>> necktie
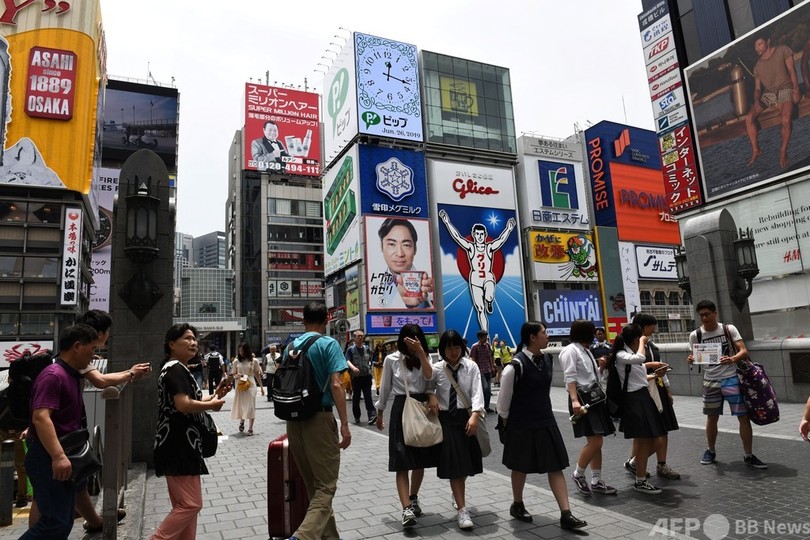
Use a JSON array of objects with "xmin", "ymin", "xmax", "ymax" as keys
[{"xmin": 448, "ymin": 366, "xmax": 459, "ymax": 413}]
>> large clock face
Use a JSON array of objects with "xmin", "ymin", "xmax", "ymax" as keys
[{"xmin": 357, "ymin": 43, "xmax": 418, "ymax": 111}]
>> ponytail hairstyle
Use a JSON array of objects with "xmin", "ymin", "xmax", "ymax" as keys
[
  {"xmin": 607, "ymin": 324, "xmax": 643, "ymax": 370},
  {"xmin": 516, "ymin": 321, "xmax": 545, "ymax": 354},
  {"xmin": 631, "ymin": 312, "xmax": 657, "ymax": 327}
]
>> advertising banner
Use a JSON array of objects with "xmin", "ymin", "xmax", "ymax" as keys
[
  {"xmin": 323, "ymin": 38, "xmax": 358, "ymax": 167},
  {"xmin": 0, "ymin": 0, "xmax": 104, "ymax": 194},
  {"xmin": 345, "ymin": 264, "xmax": 360, "ymax": 318},
  {"xmin": 529, "ymin": 230, "xmax": 597, "ymax": 282},
  {"xmin": 585, "ymin": 122, "xmax": 679, "ymax": 245},
  {"xmin": 323, "ymin": 146, "xmax": 361, "ymax": 276},
  {"xmin": 517, "ymin": 136, "xmax": 590, "ymax": 231},
  {"xmin": 89, "ymin": 167, "xmax": 118, "ymax": 311},
  {"xmin": 355, "ymin": 33, "xmax": 422, "ymax": 142},
  {"xmin": 244, "ymin": 83, "xmax": 320, "ymax": 176},
  {"xmin": 538, "ymin": 290, "xmax": 604, "ymax": 337},
  {"xmin": 429, "ymin": 159, "xmax": 525, "ymax": 345},
  {"xmin": 101, "ymin": 80, "xmax": 179, "ymax": 171},
  {"xmin": 364, "ymin": 216, "xmax": 435, "ymax": 312},
  {"xmin": 365, "ymin": 312, "xmax": 437, "ymax": 336},
  {"xmin": 635, "ymin": 245, "xmax": 677, "ymax": 280},
  {"xmin": 358, "ymin": 145, "xmax": 427, "ymax": 218},
  {"xmin": 659, "ymin": 123, "xmax": 701, "ymax": 212},
  {"xmin": 594, "ymin": 227, "xmax": 628, "ymax": 337},
  {"xmin": 60, "ymin": 207, "xmax": 83, "ymax": 306},
  {"xmin": 618, "ymin": 241, "xmax": 642, "ymax": 325},
  {"xmin": 1, "ymin": 340, "xmax": 53, "ymax": 366},
  {"xmin": 684, "ymin": 2, "xmax": 810, "ymax": 202}
]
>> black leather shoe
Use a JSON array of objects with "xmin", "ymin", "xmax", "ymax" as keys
[
  {"xmin": 560, "ymin": 513, "xmax": 587, "ymax": 530},
  {"xmin": 509, "ymin": 502, "xmax": 533, "ymax": 523}
]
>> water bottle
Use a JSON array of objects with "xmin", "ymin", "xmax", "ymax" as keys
[{"xmin": 570, "ymin": 403, "xmax": 590, "ymax": 424}]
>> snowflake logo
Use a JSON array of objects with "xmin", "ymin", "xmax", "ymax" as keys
[{"xmin": 375, "ymin": 157, "xmax": 414, "ymax": 202}]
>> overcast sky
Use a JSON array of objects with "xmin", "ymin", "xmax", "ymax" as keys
[{"xmin": 100, "ymin": 0, "xmax": 652, "ymax": 237}]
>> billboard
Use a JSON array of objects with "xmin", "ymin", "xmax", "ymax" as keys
[
  {"xmin": 529, "ymin": 230, "xmax": 597, "ymax": 283},
  {"xmin": 60, "ymin": 207, "xmax": 83, "ymax": 306},
  {"xmin": 429, "ymin": 160, "xmax": 525, "ymax": 345},
  {"xmin": 0, "ymin": 1, "xmax": 105, "ymax": 194},
  {"xmin": 355, "ymin": 33, "xmax": 423, "ymax": 142},
  {"xmin": 89, "ymin": 167, "xmax": 118, "ymax": 311},
  {"xmin": 684, "ymin": 2, "xmax": 810, "ymax": 202},
  {"xmin": 323, "ymin": 38, "xmax": 358, "ymax": 167},
  {"xmin": 101, "ymin": 79, "xmax": 179, "ymax": 171},
  {"xmin": 595, "ymin": 227, "xmax": 629, "ymax": 338},
  {"xmin": 538, "ymin": 290, "xmax": 604, "ymax": 337},
  {"xmin": 516, "ymin": 136, "xmax": 590, "ymax": 231},
  {"xmin": 358, "ymin": 145, "xmax": 427, "ymax": 218},
  {"xmin": 364, "ymin": 216, "xmax": 435, "ymax": 312},
  {"xmin": 365, "ymin": 312, "xmax": 437, "ymax": 336},
  {"xmin": 323, "ymin": 146, "xmax": 361, "ymax": 275},
  {"xmin": 244, "ymin": 83, "xmax": 320, "ymax": 176},
  {"xmin": 635, "ymin": 244, "xmax": 677, "ymax": 280},
  {"xmin": 618, "ymin": 241, "xmax": 641, "ymax": 325},
  {"xmin": 585, "ymin": 122, "xmax": 680, "ymax": 245}
]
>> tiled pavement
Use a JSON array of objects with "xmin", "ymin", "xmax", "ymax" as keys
[{"xmin": 3, "ymin": 385, "xmax": 808, "ymax": 539}]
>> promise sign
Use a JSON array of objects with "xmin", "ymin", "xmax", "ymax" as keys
[{"xmin": 26, "ymin": 46, "xmax": 76, "ymax": 120}]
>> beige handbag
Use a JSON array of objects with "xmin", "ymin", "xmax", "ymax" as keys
[
  {"xmin": 401, "ymin": 357, "xmax": 443, "ymax": 448},
  {"xmin": 648, "ymin": 378, "xmax": 664, "ymax": 413}
]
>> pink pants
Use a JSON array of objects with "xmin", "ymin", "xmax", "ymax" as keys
[{"xmin": 151, "ymin": 475, "xmax": 202, "ymax": 540}]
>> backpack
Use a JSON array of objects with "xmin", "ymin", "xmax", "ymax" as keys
[
  {"xmin": 206, "ymin": 352, "xmax": 223, "ymax": 372},
  {"xmin": 605, "ymin": 362, "xmax": 631, "ymax": 419},
  {"xmin": 272, "ymin": 335, "xmax": 329, "ymax": 421},
  {"xmin": 0, "ymin": 352, "xmax": 54, "ymax": 430}
]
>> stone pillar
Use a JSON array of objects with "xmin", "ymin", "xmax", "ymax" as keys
[
  {"xmin": 681, "ymin": 208, "xmax": 753, "ymax": 341},
  {"xmin": 109, "ymin": 150, "xmax": 174, "ymax": 465}
]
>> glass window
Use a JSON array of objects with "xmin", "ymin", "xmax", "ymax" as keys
[
  {"xmin": 0, "ymin": 256, "xmax": 23, "ymax": 277},
  {"xmin": 657, "ymin": 320, "xmax": 670, "ymax": 334},
  {"xmin": 668, "ymin": 292, "xmax": 681, "ymax": 305},
  {"xmin": 23, "ymin": 257, "xmax": 59, "ymax": 278},
  {"xmin": 28, "ymin": 204, "xmax": 61, "ymax": 224},
  {"xmin": 0, "ymin": 313, "xmax": 18, "ymax": 335},
  {"xmin": 669, "ymin": 320, "xmax": 683, "ymax": 333},
  {"xmin": 276, "ymin": 199, "xmax": 292, "ymax": 215},
  {"xmin": 654, "ymin": 292, "xmax": 667, "ymax": 306},
  {"xmin": 640, "ymin": 291, "xmax": 652, "ymax": 306},
  {"xmin": 19, "ymin": 313, "xmax": 54, "ymax": 336},
  {"xmin": 0, "ymin": 201, "xmax": 28, "ymax": 222},
  {"xmin": 305, "ymin": 201, "xmax": 321, "ymax": 218}
]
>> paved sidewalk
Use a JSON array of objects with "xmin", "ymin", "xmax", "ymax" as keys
[{"xmin": 2, "ymin": 386, "xmax": 807, "ymax": 539}]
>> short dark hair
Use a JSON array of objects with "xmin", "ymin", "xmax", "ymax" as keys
[
  {"xmin": 58, "ymin": 323, "xmax": 98, "ymax": 352},
  {"xmin": 472, "ymin": 223, "xmax": 486, "ymax": 235},
  {"xmin": 163, "ymin": 323, "xmax": 198, "ymax": 359},
  {"xmin": 438, "ymin": 329, "xmax": 466, "ymax": 359},
  {"xmin": 595, "ymin": 327, "xmax": 606, "ymax": 333},
  {"xmin": 78, "ymin": 309, "xmax": 112, "ymax": 333},
  {"xmin": 378, "ymin": 218, "xmax": 417, "ymax": 244},
  {"xmin": 476, "ymin": 330, "xmax": 488, "ymax": 339},
  {"xmin": 632, "ymin": 313, "xmax": 657, "ymax": 327},
  {"xmin": 608, "ymin": 324, "xmax": 643, "ymax": 370},
  {"xmin": 517, "ymin": 321, "xmax": 546, "ymax": 352},
  {"xmin": 568, "ymin": 319, "xmax": 595, "ymax": 344},
  {"xmin": 695, "ymin": 300, "xmax": 716, "ymax": 313},
  {"xmin": 303, "ymin": 303, "xmax": 328, "ymax": 324},
  {"xmin": 263, "ymin": 120, "xmax": 278, "ymax": 129}
]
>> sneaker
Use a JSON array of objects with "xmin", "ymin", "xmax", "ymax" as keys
[
  {"xmin": 657, "ymin": 463, "xmax": 681, "ymax": 479},
  {"xmin": 624, "ymin": 458, "xmax": 650, "ymax": 478},
  {"xmin": 570, "ymin": 473, "xmax": 591, "ymax": 496},
  {"xmin": 457, "ymin": 508, "xmax": 474, "ymax": 529},
  {"xmin": 354, "ymin": 417, "xmax": 361, "ymax": 424},
  {"xmin": 744, "ymin": 454, "xmax": 768, "ymax": 469},
  {"xmin": 633, "ymin": 479, "xmax": 663, "ymax": 495},
  {"xmin": 409, "ymin": 495, "xmax": 422, "ymax": 516},
  {"xmin": 367, "ymin": 416, "xmax": 377, "ymax": 425},
  {"xmin": 560, "ymin": 512, "xmax": 588, "ymax": 530},
  {"xmin": 509, "ymin": 502, "xmax": 533, "ymax": 523},
  {"xmin": 590, "ymin": 480, "xmax": 617, "ymax": 495},
  {"xmin": 402, "ymin": 507, "xmax": 417, "ymax": 527},
  {"xmin": 700, "ymin": 449, "xmax": 716, "ymax": 465}
]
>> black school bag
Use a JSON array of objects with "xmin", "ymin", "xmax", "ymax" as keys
[
  {"xmin": 0, "ymin": 351, "xmax": 54, "ymax": 430},
  {"xmin": 272, "ymin": 335, "xmax": 330, "ymax": 421},
  {"xmin": 605, "ymin": 362, "xmax": 631, "ymax": 419}
]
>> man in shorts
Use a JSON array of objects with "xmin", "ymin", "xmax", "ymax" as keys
[{"xmin": 687, "ymin": 300, "xmax": 766, "ymax": 469}]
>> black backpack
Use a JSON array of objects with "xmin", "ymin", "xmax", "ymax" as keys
[
  {"xmin": 605, "ymin": 362, "xmax": 631, "ymax": 419},
  {"xmin": 272, "ymin": 335, "xmax": 329, "ymax": 421},
  {"xmin": 0, "ymin": 351, "xmax": 54, "ymax": 430},
  {"xmin": 206, "ymin": 352, "xmax": 223, "ymax": 372}
]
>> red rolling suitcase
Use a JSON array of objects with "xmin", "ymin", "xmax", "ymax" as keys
[{"xmin": 268, "ymin": 434, "xmax": 309, "ymax": 539}]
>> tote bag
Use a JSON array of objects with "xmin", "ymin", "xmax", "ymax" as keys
[{"xmin": 401, "ymin": 357, "xmax": 442, "ymax": 447}]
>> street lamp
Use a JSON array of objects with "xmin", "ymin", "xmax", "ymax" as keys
[
  {"xmin": 119, "ymin": 176, "xmax": 163, "ymax": 320},
  {"xmin": 731, "ymin": 227, "xmax": 759, "ymax": 311}
]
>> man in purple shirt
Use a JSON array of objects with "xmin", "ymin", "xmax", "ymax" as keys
[
  {"xmin": 22, "ymin": 323, "xmax": 97, "ymax": 540},
  {"xmin": 469, "ymin": 330, "xmax": 496, "ymax": 413}
]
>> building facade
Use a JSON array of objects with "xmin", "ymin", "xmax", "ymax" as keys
[{"xmin": 193, "ymin": 231, "xmax": 226, "ymax": 269}]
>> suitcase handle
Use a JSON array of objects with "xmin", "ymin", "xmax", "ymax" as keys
[{"xmin": 284, "ymin": 479, "xmax": 295, "ymax": 501}]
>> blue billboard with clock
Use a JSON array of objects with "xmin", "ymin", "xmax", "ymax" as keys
[{"xmin": 354, "ymin": 32, "xmax": 424, "ymax": 143}]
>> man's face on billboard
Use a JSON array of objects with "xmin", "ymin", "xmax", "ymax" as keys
[
  {"xmin": 381, "ymin": 224, "xmax": 416, "ymax": 274},
  {"xmin": 473, "ymin": 228, "xmax": 486, "ymax": 244},
  {"xmin": 263, "ymin": 122, "xmax": 279, "ymax": 140},
  {"xmin": 754, "ymin": 38, "xmax": 769, "ymax": 56}
]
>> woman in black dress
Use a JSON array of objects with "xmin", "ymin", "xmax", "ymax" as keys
[
  {"xmin": 152, "ymin": 323, "xmax": 230, "ymax": 539},
  {"xmin": 497, "ymin": 321, "xmax": 587, "ymax": 531}
]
